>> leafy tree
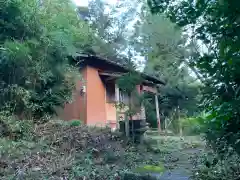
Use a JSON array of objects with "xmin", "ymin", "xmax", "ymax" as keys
[
  {"xmin": 116, "ymin": 58, "xmax": 144, "ymax": 138},
  {"xmin": 0, "ymin": 0, "xmax": 91, "ymax": 121},
  {"xmin": 84, "ymin": 0, "xmax": 142, "ymax": 65},
  {"xmin": 143, "ymin": 92, "xmax": 158, "ymax": 128},
  {"xmin": 148, "ymin": 0, "xmax": 240, "ymax": 154},
  {"xmin": 131, "ymin": 6, "xmax": 202, "ymax": 131}
]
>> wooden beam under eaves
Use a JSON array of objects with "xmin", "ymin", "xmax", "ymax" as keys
[
  {"xmin": 99, "ymin": 72, "xmax": 126, "ymax": 81},
  {"xmin": 99, "ymin": 72, "xmax": 124, "ymax": 77},
  {"xmin": 106, "ymin": 76, "xmax": 118, "ymax": 81}
]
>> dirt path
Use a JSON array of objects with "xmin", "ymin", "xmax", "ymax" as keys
[
  {"xmin": 143, "ymin": 135, "xmax": 205, "ymax": 180},
  {"xmin": 159, "ymin": 148, "xmax": 202, "ymax": 180}
]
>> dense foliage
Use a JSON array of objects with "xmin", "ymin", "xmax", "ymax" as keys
[
  {"xmin": 148, "ymin": 0, "xmax": 240, "ymax": 155},
  {"xmin": 0, "ymin": 0, "xmax": 91, "ymax": 121},
  {"xmin": 116, "ymin": 69, "xmax": 144, "ymax": 138},
  {"xmin": 80, "ymin": 0, "xmax": 142, "ymax": 66},
  {"xmin": 131, "ymin": 5, "xmax": 202, "ymax": 130},
  {"xmin": 191, "ymin": 150, "xmax": 240, "ymax": 180}
]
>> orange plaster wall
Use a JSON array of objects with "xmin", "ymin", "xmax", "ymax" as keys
[
  {"xmin": 85, "ymin": 66, "xmax": 107, "ymax": 126},
  {"xmin": 106, "ymin": 102, "xmax": 117, "ymax": 129},
  {"xmin": 78, "ymin": 68, "xmax": 87, "ymax": 123},
  {"xmin": 61, "ymin": 68, "xmax": 87, "ymax": 122},
  {"xmin": 106, "ymin": 103, "xmax": 117, "ymax": 122},
  {"xmin": 62, "ymin": 85, "xmax": 80, "ymax": 120}
]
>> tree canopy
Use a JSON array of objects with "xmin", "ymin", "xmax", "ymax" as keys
[
  {"xmin": 79, "ymin": 0, "xmax": 142, "ymax": 65},
  {"xmin": 128, "ymin": 3, "xmax": 202, "ymax": 129},
  {"xmin": 0, "ymin": 0, "xmax": 91, "ymax": 120}
]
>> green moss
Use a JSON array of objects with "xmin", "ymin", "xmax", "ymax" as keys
[{"xmin": 135, "ymin": 163, "xmax": 165, "ymax": 174}]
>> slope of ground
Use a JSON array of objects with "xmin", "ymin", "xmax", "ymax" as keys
[
  {"xmin": 0, "ymin": 121, "xmax": 205, "ymax": 180},
  {"xmin": 0, "ymin": 121, "xmax": 160, "ymax": 180}
]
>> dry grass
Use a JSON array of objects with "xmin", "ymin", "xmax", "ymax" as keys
[{"xmin": 0, "ymin": 121, "xmax": 160, "ymax": 180}]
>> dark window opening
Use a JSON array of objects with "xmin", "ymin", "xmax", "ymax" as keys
[{"xmin": 106, "ymin": 82, "xmax": 115, "ymax": 103}]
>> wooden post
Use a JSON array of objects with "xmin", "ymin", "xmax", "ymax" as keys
[
  {"xmin": 140, "ymin": 88, "xmax": 146, "ymax": 121},
  {"xmin": 155, "ymin": 94, "xmax": 161, "ymax": 132},
  {"xmin": 115, "ymin": 83, "xmax": 120, "ymax": 130},
  {"xmin": 178, "ymin": 105, "xmax": 183, "ymax": 136},
  {"xmin": 140, "ymin": 104, "xmax": 146, "ymax": 121}
]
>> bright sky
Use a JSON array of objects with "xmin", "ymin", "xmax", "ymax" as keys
[
  {"xmin": 72, "ymin": 0, "xmax": 88, "ymax": 6},
  {"xmin": 72, "ymin": 0, "xmax": 118, "ymax": 6}
]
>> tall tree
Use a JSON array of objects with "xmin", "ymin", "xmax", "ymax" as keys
[
  {"xmin": 0, "ymin": 0, "xmax": 91, "ymax": 120},
  {"xmin": 84, "ymin": 0, "xmax": 142, "ymax": 65},
  {"xmin": 131, "ymin": 6, "xmax": 202, "ymax": 130}
]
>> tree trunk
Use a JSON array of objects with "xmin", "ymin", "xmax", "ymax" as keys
[
  {"xmin": 125, "ymin": 93, "xmax": 131, "ymax": 138},
  {"xmin": 125, "ymin": 114, "xmax": 129, "ymax": 137}
]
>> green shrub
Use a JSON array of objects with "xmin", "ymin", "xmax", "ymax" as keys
[
  {"xmin": 12, "ymin": 120, "xmax": 34, "ymax": 140},
  {"xmin": 0, "ymin": 111, "xmax": 34, "ymax": 140},
  {"xmin": 0, "ymin": 138, "xmax": 37, "ymax": 157},
  {"xmin": 191, "ymin": 152, "xmax": 240, "ymax": 180},
  {"xmin": 180, "ymin": 116, "xmax": 206, "ymax": 136},
  {"xmin": 69, "ymin": 119, "xmax": 82, "ymax": 127},
  {"xmin": 103, "ymin": 150, "xmax": 120, "ymax": 163},
  {"xmin": 144, "ymin": 93, "xmax": 158, "ymax": 128}
]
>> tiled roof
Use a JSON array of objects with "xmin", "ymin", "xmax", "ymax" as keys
[{"xmin": 74, "ymin": 53, "xmax": 165, "ymax": 85}]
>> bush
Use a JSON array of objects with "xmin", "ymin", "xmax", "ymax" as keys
[
  {"xmin": 180, "ymin": 116, "xmax": 206, "ymax": 136},
  {"xmin": 0, "ymin": 111, "xmax": 34, "ymax": 140},
  {"xmin": 103, "ymin": 150, "xmax": 120, "ymax": 163},
  {"xmin": 191, "ymin": 152, "xmax": 240, "ymax": 180},
  {"xmin": 11, "ymin": 119, "xmax": 34, "ymax": 140},
  {"xmin": 69, "ymin": 119, "xmax": 82, "ymax": 127},
  {"xmin": 144, "ymin": 93, "xmax": 158, "ymax": 128},
  {"xmin": 0, "ymin": 138, "xmax": 37, "ymax": 157}
]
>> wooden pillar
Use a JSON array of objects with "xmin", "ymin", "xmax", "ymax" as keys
[
  {"xmin": 115, "ymin": 83, "xmax": 120, "ymax": 130},
  {"xmin": 139, "ymin": 87, "xmax": 146, "ymax": 121},
  {"xmin": 178, "ymin": 105, "xmax": 183, "ymax": 136},
  {"xmin": 140, "ymin": 104, "xmax": 146, "ymax": 121},
  {"xmin": 155, "ymin": 94, "xmax": 161, "ymax": 132}
]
